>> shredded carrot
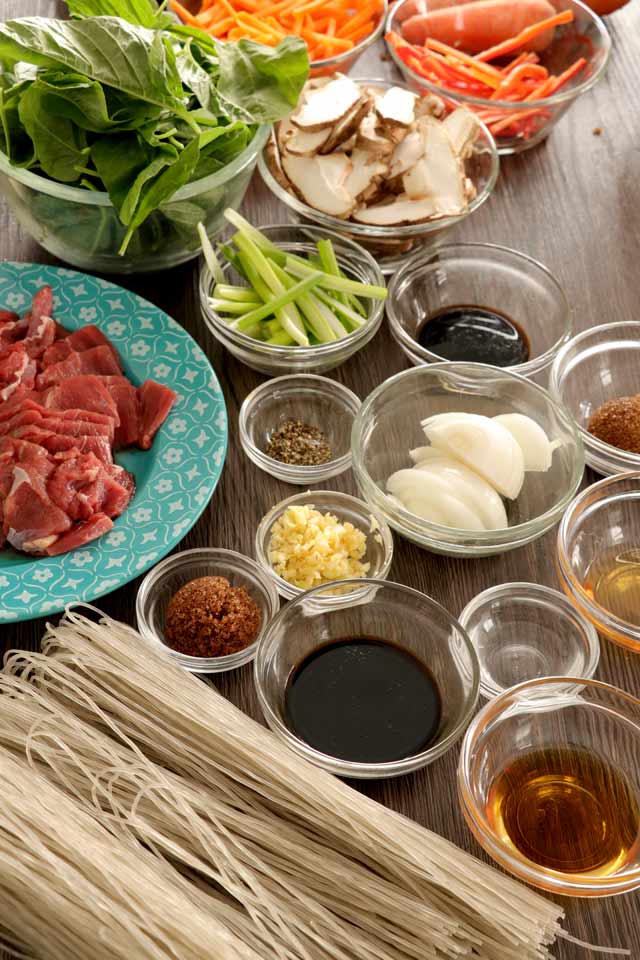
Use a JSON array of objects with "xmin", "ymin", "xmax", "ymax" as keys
[
  {"xmin": 172, "ymin": 0, "xmax": 383, "ymax": 61},
  {"xmin": 425, "ymin": 38, "xmax": 502, "ymax": 79}
]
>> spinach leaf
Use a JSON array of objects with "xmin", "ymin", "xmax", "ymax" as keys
[
  {"xmin": 0, "ymin": 75, "xmax": 35, "ymax": 166},
  {"xmin": 91, "ymin": 132, "xmax": 152, "ymax": 211},
  {"xmin": 28, "ymin": 71, "xmax": 162, "ymax": 132},
  {"xmin": 66, "ymin": 0, "xmax": 171, "ymax": 29},
  {"xmin": 175, "ymin": 41, "xmax": 214, "ymax": 111},
  {"xmin": 18, "ymin": 83, "xmax": 87, "ymax": 181},
  {"xmin": 0, "ymin": 17, "xmax": 185, "ymax": 113},
  {"xmin": 214, "ymin": 36, "xmax": 309, "ymax": 123},
  {"xmin": 119, "ymin": 136, "xmax": 200, "ymax": 253}
]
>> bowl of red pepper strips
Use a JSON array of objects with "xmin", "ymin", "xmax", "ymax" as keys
[{"xmin": 385, "ymin": 0, "xmax": 611, "ymax": 154}]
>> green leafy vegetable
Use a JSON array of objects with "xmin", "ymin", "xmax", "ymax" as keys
[
  {"xmin": 0, "ymin": 5, "xmax": 308, "ymax": 255},
  {"xmin": 18, "ymin": 83, "xmax": 87, "ymax": 181}
]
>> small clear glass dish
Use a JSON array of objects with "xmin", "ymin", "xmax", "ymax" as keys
[
  {"xmin": 199, "ymin": 224, "xmax": 385, "ymax": 376},
  {"xmin": 458, "ymin": 677, "xmax": 640, "ymax": 896},
  {"xmin": 557, "ymin": 472, "xmax": 640, "ymax": 653},
  {"xmin": 387, "ymin": 243, "xmax": 572, "ymax": 381},
  {"xmin": 255, "ymin": 579, "xmax": 480, "ymax": 778},
  {"xmin": 136, "ymin": 548, "xmax": 280, "ymax": 674},
  {"xmin": 258, "ymin": 79, "xmax": 498, "ymax": 275},
  {"xmin": 254, "ymin": 489, "xmax": 394, "ymax": 601},
  {"xmin": 459, "ymin": 582, "xmax": 599, "ymax": 700},
  {"xmin": 386, "ymin": 0, "xmax": 611, "ymax": 155},
  {"xmin": 351, "ymin": 363, "xmax": 584, "ymax": 557},
  {"xmin": 550, "ymin": 322, "xmax": 640, "ymax": 476},
  {"xmin": 239, "ymin": 374, "xmax": 360, "ymax": 485}
]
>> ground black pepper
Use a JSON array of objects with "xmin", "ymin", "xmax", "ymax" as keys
[
  {"xmin": 265, "ymin": 419, "xmax": 332, "ymax": 466},
  {"xmin": 165, "ymin": 576, "xmax": 261, "ymax": 658}
]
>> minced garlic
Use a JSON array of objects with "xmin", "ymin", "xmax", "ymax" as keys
[{"xmin": 268, "ymin": 504, "xmax": 370, "ymax": 590}]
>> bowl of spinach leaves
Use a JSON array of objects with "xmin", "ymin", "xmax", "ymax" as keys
[{"xmin": 0, "ymin": 1, "xmax": 308, "ymax": 273}]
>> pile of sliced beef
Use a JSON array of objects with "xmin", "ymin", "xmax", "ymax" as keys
[{"xmin": 0, "ymin": 285, "xmax": 177, "ymax": 557}]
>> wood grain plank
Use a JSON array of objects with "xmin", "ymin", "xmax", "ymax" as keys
[{"xmin": 1, "ymin": 0, "xmax": 639, "ymax": 955}]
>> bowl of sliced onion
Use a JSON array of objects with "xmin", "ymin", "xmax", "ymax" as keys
[{"xmin": 351, "ymin": 363, "xmax": 584, "ymax": 557}]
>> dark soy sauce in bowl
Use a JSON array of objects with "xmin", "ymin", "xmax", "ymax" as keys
[
  {"xmin": 416, "ymin": 305, "xmax": 530, "ymax": 367},
  {"xmin": 284, "ymin": 636, "xmax": 442, "ymax": 763}
]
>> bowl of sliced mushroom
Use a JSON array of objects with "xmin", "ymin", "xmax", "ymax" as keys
[{"xmin": 258, "ymin": 75, "xmax": 500, "ymax": 274}]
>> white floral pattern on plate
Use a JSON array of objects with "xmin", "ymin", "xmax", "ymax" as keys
[{"xmin": 0, "ymin": 262, "xmax": 227, "ymax": 623}]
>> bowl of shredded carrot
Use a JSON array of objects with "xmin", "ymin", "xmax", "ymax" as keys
[
  {"xmin": 385, "ymin": 0, "xmax": 611, "ymax": 154},
  {"xmin": 171, "ymin": 0, "xmax": 388, "ymax": 77}
]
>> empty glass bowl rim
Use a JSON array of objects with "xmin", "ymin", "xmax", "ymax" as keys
[
  {"xmin": 254, "ymin": 489, "xmax": 394, "ymax": 597},
  {"xmin": 458, "ymin": 580, "xmax": 600, "ymax": 699},
  {"xmin": 258, "ymin": 77, "xmax": 499, "ymax": 240},
  {"xmin": 199, "ymin": 223, "xmax": 386, "ymax": 356},
  {"xmin": 458, "ymin": 675, "xmax": 640, "ymax": 892},
  {"xmin": 0, "ymin": 124, "xmax": 270, "ymax": 206},
  {"xmin": 239, "ymin": 373, "xmax": 361, "ymax": 478},
  {"xmin": 386, "ymin": 241, "xmax": 572, "ymax": 376},
  {"xmin": 351, "ymin": 361, "xmax": 585, "ymax": 543},
  {"xmin": 309, "ymin": 0, "xmax": 387, "ymax": 68},
  {"xmin": 255, "ymin": 577, "xmax": 481, "ymax": 776},
  {"xmin": 385, "ymin": 0, "xmax": 611, "ymax": 111},
  {"xmin": 557, "ymin": 471, "xmax": 640, "ymax": 642},
  {"xmin": 136, "ymin": 546, "xmax": 280, "ymax": 672},
  {"xmin": 550, "ymin": 320, "xmax": 640, "ymax": 467}
]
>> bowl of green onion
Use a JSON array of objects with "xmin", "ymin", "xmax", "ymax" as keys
[{"xmin": 198, "ymin": 214, "xmax": 387, "ymax": 376}]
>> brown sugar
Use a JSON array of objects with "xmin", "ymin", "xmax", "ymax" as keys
[
  {"xmin": 587, "ymin": 395, "xmax": 640, "ymax": 454},
  {"xmin": 165, "ymin": 576, "xmax": 261, "ymax": 658}
]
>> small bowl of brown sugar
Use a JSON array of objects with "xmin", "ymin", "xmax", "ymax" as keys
[
  {"xmin": 136, "ymin": 548, "xmax": 280, "ymax": 673},
  {"xmin": 239, "ymin": 374, "xmax": 361, "ymax": 485},
  {"xmin": 550, "ymin": 322, "xmax": 640, "ymax": 477}
]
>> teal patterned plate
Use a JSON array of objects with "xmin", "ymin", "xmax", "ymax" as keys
[{"xmin": 0, "ymin": 262, "xmax": 227, "ymax": 623}]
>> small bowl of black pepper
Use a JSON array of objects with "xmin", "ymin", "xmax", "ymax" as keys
[
  {"xmin": 239, "ymin": 374, "xmax": 361, "ymax": 485},
  {"xmin": 136, "ymin": 548, "xmax": 280, "ymax": 674}
]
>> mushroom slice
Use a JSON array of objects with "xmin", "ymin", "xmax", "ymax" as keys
[
  {"xmin": 343, "ymin": 149, "xmax": 389, "ymax": 202},
  {"xmin": 375, "ymin": 86, "xmax": 418, "ymax": 127},
  {"xmin": 403, "ymin": 117, "xmax": 466, "ymax": 215},
  {"xmin": 266, "ymin": 134, "xmax": 293, "ymax": 192},
  {"xmin": 281, "ymin": 153, "xmax": 355, "ymax": 218},
  {"xmin": 388, "ymin": 130, "xmax": 424, "ymax": 179},
  {"xmin": 353, "ymin": 196, "xmax": 438, "ymax": 226},
  {"xmin": 357, "ymin": 109, "xmax": 394, "ymax": 157},
  {"xmin": 291, "ymin": 74, "xmax": 362, "ymax": 131},
  {"xmin": 281, "ymin": 120, "xmax": 332, "ymax": 156},
  {"xmin": 415, "ymin": 92, "xmax": 446, "ymax": 119},
  {"xmin": 320, "ymin": 95, "xmax": 369, "ymax": 154},
  {"xmin": 442, "ymin": 108, "xmax": 481, "ymax": 158}
]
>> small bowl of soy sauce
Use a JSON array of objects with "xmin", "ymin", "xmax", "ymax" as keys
[
  {"xmin": 387, "ymin": 243, "xmax": 572, "ymax": 382},
  {"xmin": 254, "ymin": 579, "xmax": 480, "ymax": 779}
]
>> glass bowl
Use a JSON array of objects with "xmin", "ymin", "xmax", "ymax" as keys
[
  {"xmin": 557, "ymin": 472, "xmax": 640, "ymax": 653},
  {"xmin": 254, "ymin": 489, "xmax": 394, "ymax": 601},
  {"xmin": 258, "ymin": 78, "xmax": 499, "ymax": 275},
  {"xmin": 136, "ymin": 547, "xmax": 280, "ymax": 673},
  {"xmin": 387, "ymin": 243, "xmax": 572, "ymax": 381},
  {"xmin": 0, "ymin": 127, "xmax": 269, "ymax": 275},
  {"xmin": 386, "ymin": 0, "xmax": 611, "ymax": 155},
  {"xmin": 255, "ymin": 578, "xmax": 480, "ymax": 778},
  {"xmin": 459, "ymin": 582, "xmax": 599, "ymax": 700},
  {"xmin": 239, "ymin": 374, "xmax": 361, "ymax": 484},
  {"xmin": 351, "ymin": 363, "xmax": 584, "ymax": 557},
  {"xmin": 550, "ymin": 322, "xmax": 640, "ymax": 476},
  {"xmin": 199, "ymin": 224, "xmax": 386, "ymax": 375},
  {"xmin": 309, "ymin": 0, "xmax": 388, "ymax": 77},
  {"xmin": 458, "ymin": 677, "xmax": 640, "ymax": 896}
]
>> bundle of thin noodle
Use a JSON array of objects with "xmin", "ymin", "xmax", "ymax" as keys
[
  {"xmin": 0, "ymin": 607, "xmax": 566, "ymax": 960},
  {"xmin": 0, "ymin": 750, "xmax": 263, "ymax": 960}
]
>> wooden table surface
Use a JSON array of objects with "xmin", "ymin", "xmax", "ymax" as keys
[{"xmin": 2, "ymin": 1, "xmax": 640, "ymax": 955}]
